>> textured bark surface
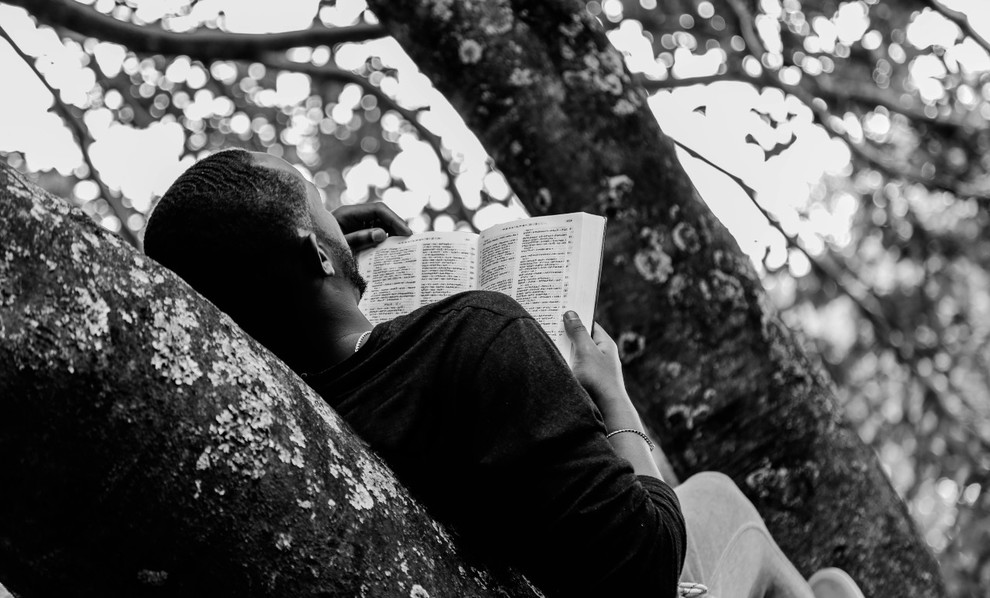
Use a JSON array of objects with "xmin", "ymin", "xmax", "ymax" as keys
[
  {"xmin": 361, "ymin": 1, "xmax": 945, "ymax": 596},
  {"xmin": 0, "ymin": 163, "xmax": 541, "ymax": 598}
]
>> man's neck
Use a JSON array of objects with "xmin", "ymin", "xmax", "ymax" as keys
[{"xmin": 286, "ymin": 301, "xmax": 373, "ymax": 376}]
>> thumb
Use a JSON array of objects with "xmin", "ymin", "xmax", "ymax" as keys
[{"xmin": 563, "ymin": 311, "xmax": 596, "ymax": 349}]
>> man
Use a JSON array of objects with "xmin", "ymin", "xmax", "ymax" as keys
[{"xmin": 145, "ymin": 149, "xmax": 865, "ymax": 598}]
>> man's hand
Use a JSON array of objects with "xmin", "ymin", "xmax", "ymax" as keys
[
  {"xmin": 332, "ymin": 203, "xmax": 413, "ymax": 252},
  {"xmin": 564, "ymin": 312, "xmax": 626, "ymax": 405},
  {"xmin": 564, "ymin": 312, "xmax": 662, "ymax": 478}
]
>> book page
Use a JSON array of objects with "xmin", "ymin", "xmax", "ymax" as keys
[
  {"xmin": 478, "ymin": 214, "xmax": 605, "ymax": 362},
  {"xmin": 358, "ymin": 231, "xmax": 478, "ymax": 325}
]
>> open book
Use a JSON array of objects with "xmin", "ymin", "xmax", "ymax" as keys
[{"xmin": 357, "ymin": 212, "xmax": 606, "ymax": 363}]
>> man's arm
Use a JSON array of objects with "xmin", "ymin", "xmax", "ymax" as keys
[
  {"xmin": 465, "ymin": 313, "xmax": 685, "ymax": 598},
  {"xmin": 563, "ymin": 312, "xmax": 663, "ymax": 480}
]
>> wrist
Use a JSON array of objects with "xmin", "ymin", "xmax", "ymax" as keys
[
  {"xmin": 586, "ymin": 383, "xmax": 629, "ymax": 405},
  {"xmin": 602, "ymin": 410, "xmax": 644, "ymax": 433},
  {"xmin": 593, "ymin": 393, "xmax": 642, "ymax": 430}
]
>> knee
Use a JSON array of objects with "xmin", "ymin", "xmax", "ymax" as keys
[
  {"xmin": 678, "ymin": 472, "xmax": 761, "ymax": 518},
  {"xmin": 681, "ymin": 471, "xmax": 740, "ymax": 497}
]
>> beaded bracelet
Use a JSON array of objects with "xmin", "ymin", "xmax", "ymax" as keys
[{"xmin": 605, "ymin": 428, "xmax": 655, "ymax": 451}]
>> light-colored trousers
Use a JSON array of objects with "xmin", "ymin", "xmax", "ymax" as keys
[{"xmin": 675, "ymin": 472, "xmax": 816, "ymax": 598}]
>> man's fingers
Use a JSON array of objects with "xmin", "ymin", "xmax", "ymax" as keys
[
  {"xmin": 563, "ymin": 311, "xmax": 588, "ymax": 333},
  {"xmin": 333, "ymin": 203, "xmax": 412, "ymax": 237},
  {"xmin": 590, "ymin": 323, "xmax": 615, "ymax": 345},
  {"xmin": 344, "ymin": 228, "xmax": 387, "ymax": 252},
  {"xmin": 369, "ymin": 203, "xmax": 413, "ymax": 236},
  {"xmin": 563, "ymin": 311, "xmax": 598, "ymax": 350}
]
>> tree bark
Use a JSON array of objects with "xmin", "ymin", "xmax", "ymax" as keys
[
  {"xmin": 360, "ymin": 1, "xmax": 945, "ymax": 596},
  {"xmin": 0, "ymin": 163, "xmax": 540, "ymax": 597},
  {"xmin": 3, "ymin": 0, "xmax": 385, "ymax": 61}
]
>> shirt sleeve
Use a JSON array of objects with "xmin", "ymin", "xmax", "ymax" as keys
[{"xmin": 460, "ymin": 315, "xmax": 686, "ymax": 598}]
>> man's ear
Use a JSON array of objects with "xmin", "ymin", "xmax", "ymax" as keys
[{"xmin": 301, "ymin": 232, "xmax": 334, "ymax": 277}]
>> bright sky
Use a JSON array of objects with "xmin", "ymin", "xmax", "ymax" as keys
[{"xmin": 0, "ymin": 0, "xmax": 988, "ymax": 268}]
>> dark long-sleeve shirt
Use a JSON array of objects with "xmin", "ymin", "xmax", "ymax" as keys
[{"xmin": 305, "ymin": 291, "xmax": 685, "ymax": 597}]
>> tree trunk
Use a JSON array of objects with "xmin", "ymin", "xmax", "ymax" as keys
[
  {"xmin": 362, "ymin": 1, "xmax": 945, "ymax": 596},
  {"xmin": 0, "ymin": 163, "xmax": 540, "ymax": 597}
]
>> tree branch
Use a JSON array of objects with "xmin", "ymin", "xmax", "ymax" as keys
[
  {"xmin": 774, "ymin": 73, "xmax": 985, "ymax": 198},
  {"xmin": 670, "ymin": 136, "xmax": 894, "ymax": 335},
  {"xmin": 642, "ymin": 46, "xmax": 968, "ymax": 133},
  {"xmin": 0, "ymin": 22, "xmax": 139, "ymax": 246},
  {"xmin": 647, "ymin": 67, "xmax": 983, "ymax": 198},
  {"xmin": 0, "ymin": 162, "xmax": 542, "ymax": 596},
  {"xmin": 667, "ymin": 134, "xmax": 984, "ymax": 447},
  {"xmin": 919, "ymin": 0, "xmax": 990, "ymax": 58},
  {"xmin": 6, "ymin": 0, "xmax": 386, "ymax": 62},
  {"xmin": 711, "ymin": 0, "xmax": 988, "ymax": 199},
  {"xmin": 723, "ymin": 0, "xmax": 769, "ymax": 57},
  {"xmin": 811, "ymin": 75, "xmax": 967, "ymax": 129},
  {"xmin": 675, "ymin": 114, "xmax": 990, "ymax": 456},
  {"xmin": 639, "ymin": 73, "xmax": 740, "ymax": 90},
  {"xmin": 715, "ymin": 0, "xmax": 990, "ymax": 439}
]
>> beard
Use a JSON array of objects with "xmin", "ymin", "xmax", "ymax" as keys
[{"xmin": 325, "ymin": 236, "xmax": 367, "ymax": 297}]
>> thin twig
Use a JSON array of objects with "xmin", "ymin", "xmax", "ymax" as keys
[
  {"xmin": 670, "ymin": 136, "xmax": 899, "ymax": 339},
  {"xmin": 0, "ymin": 23, "xmax": 139, "ymax": 245}
]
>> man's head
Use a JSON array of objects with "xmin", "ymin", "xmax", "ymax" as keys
[{"xmin": 144, "ymin": 149, "xmax": 365, "ymax": 349}]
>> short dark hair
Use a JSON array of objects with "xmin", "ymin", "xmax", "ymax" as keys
[{"xmin": 144, "ymin": 149, "xmax": 312, "ymax": 324}]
